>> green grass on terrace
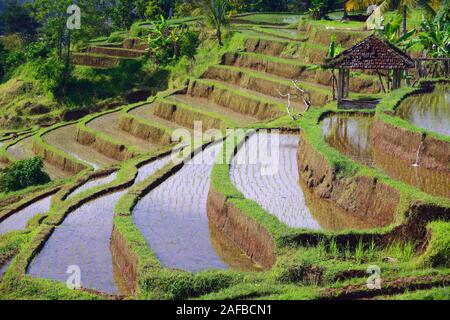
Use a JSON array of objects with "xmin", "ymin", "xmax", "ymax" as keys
[
  {"xmin": 231, "ymin": 13, "xmax": 304, "ymax": 25},
  {"xmin": 193, "ymin": 78, "xmax": 287, "ymax": 112},
  {"xmin": 210, "ymin": 64, "xmax": 331, "ymax": 94}
]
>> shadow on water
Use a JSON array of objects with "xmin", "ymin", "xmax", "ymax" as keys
[
  {"xmin": 209, "ymin": 222, "xmax": 262, "ymax": 272},
  {"xmin": 299, "ymin": 179, "xmax": 389, "ymax": 230},
  {"xmin": 322, "ymin": 113, "xmax": 450, "ymax": 199},
  {"xmin": 396, "ymin": 84, "xmax": 450, "ymax": 136}
]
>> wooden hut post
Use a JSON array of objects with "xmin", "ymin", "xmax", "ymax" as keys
[
  {"xmin": 345, "ymin": 69, "xmax": 350, "ymax": 98},
  {"xmin": 337, "ymin": 67, "xmax": 345, "ymax": 103},
  {"xmin": 392, "ymin": 69, "xmax": 401, "ymax": 90},
  {"xmin": 326, "ymin": 36, "xmax": 414, "ymax": 108}
]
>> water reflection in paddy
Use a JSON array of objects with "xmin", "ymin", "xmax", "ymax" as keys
[
  {"xmin": 133, "ymin": 143, "xmax": 259, "ymax": 273},
  {"xmin": 66, "ymin": 172, "xmax": 118, "ymax": 199},
  {"xmin": 322, "ymin": 114, "xmax": 450, "ymax": 198},
  {"xmin": 396, "ymin": 84, "xmax": 450, "ymax": 136},
  {"xmin": 322, "ymin": 114, "xmax": 374, "ymax": 167},
  {"xmin": 231, "ymin": 132, "xmax": 321, "ymax": 229},
  {"xmin": 0, "ymin": 196, "xmax": 52, "ymax": 235},
  {"xmin": 27, "ymin": 156, "xmax": 171, "ymax": 294}
]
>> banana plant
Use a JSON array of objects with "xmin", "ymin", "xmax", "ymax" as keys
[
  {"xmin": 376, "ymin": 14, "xmax": 416, "ymax": 50},
  {"xmin": 417, "ymin": 1, "xmax": 450, "ymax": 58},
  {"xmin": 308, "ymin": 0, "xmax": 326, "ymax": 20},
  {"xmin": 327, "ymin": 35, "xmax": 343, "ymax": 100}
]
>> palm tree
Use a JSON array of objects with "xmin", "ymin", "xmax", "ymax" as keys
[
  {"xmin": 346, "ymin": 0, "xmax": 439, "ymax": 34},
  {"xmin": 397, "ymin": 0, "xmax": 418, "ymax": 35},
  {"xmin": 206, "ymin": 0, "xmax": 229, "ymax": 46},
  {"xmin": 326, "ymin": 35, "xmax": 343, "ymax": 100}
]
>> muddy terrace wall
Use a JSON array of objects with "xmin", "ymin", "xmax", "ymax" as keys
[
  {"xmin": 202, "ymin": 65, "xmax": 330, "ymax": 107},
  {"xmin": 297, "ymin": 129, "xmax": 399, "ymax": 227},
  {"xmin": 369, "ymin": 81, "xmax": 450, "ymax": 171},
  {"xmin": 207, "ymin": 185, "xmax": 276, "ymax": 270},
  {"xmin": 34, "ymin": 125, "xmax": 89, "ymax": 175},
  {"xmin": 369, "ymin": 120, "xmax": 449, "ymax": 171},
  {"xmin": 76, "ymin": 112, "xmax": 134, "ymax": 162},
  {"xmin": 119, "ymin": 112, "xmax": 172, "ymax": 145},
  {"xmin": 122, "ymin": 38, "xmax": 149, "ymax": 51},
  {"xmin": 85, "ymin": 46, "xmax": 145, "ymax": 58},
  {"xmin": 206, "ymin": 134, "xmax": 291, "ymax": 270},
  {"xmin": 296, "ymin": 115, "xmax": 450, "ymax": 246},
  {"xmin": 297, "ymin": 22, "xmax": 369, "ymax": 48},
  {"xmin": 221, "ymin": 53, "xmax": 380, "ymax": 94},
  {"xmin": 187, "ymin": 80, "xmax": 283, "ymax": 120},
  {"xmin": 244, "ymin": 38, "xmax": 327, "ymax": 65},
  {"xmin": 111, "ymin": 224, "xmax": 138, "ymax": 294},
  {"xmin": 72, "ymin": 54, "xmax": 119, "ymax": 68},
  {"xmin": 154, "ymin": 100, "xmax": 227, "ymax": 131}
]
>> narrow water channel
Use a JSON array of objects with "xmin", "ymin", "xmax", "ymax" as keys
[
  {"xmin": 27, "ymin": 155, "xmax": 172, "ymax": 295},
  {"xmin": 66, "ymin": 172, "xmax": 118, "ymax": 199},
  {"xmin": 0, "ymin": 259, "xmax": 12, "ymax": 281},
  {"xmin": 133, "ymin": 142, "xmax": 259, "ymax": 273}
]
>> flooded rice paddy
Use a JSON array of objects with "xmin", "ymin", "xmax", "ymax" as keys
[
  {"xmin": 43, "ymin": 124, "xmax": 118, "ymax": 169},
  {"xmin": 88, "ymin": 112, "xmax": 157, "ymax": 152},
  {"xmin": 322, "ymin": 114, "xmax": 374, "ymax": 167},
  {"xmin": 133, "ymin": 142, "xmax": 259, "ymax": 272},
  {"xmin": 27, "ymin": 190, "xmax": 128, "ymax": 294},
  {"xmin": 27, "ymin": 156, "xmax": 172, "ymax": 294},
  {"xmin": 396, "ymin": 84, "xmax": 450, "ymax": 136},
  {"xmin": 230, "ymin": 132, "xmax": 321, "ymax": 229},
  {"xmin": 66, "ymin": 172, "xmax": 118, "ymax": 199},
  {"xmin": 0, "ymin": 196, "xmax": 52, "ymax": 235},
  {"xmin": 6, "ymin": 136, "xmax": 69, "ymax": 180},
  {"xmin": 322, "ymin": 114, "xmax": 450, "ymax": 198}
]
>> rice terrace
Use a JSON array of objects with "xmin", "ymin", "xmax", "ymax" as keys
[{"xmin": 0, "ymin": 0, "xmax": 449, "ymax": 303}]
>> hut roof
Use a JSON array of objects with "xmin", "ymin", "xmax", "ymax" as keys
[{"xmin": 324, "ymin": 35, "xmax": 415, "ymax": 70}]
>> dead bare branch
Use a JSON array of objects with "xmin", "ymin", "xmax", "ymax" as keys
[
  {"xmin": 277, "ymin": 89, "xmax": 296, "ymax": 120},
  {"xmin": 291, "ymin": 80, "xmax": 312, "ymax": 112}
]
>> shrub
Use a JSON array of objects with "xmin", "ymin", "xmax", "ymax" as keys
[
  {"xmin": 308, "ymin": 0, "xmax": 327, "ymax": 20},
  {"xmin": 179, "ymin": 29, "xmax": 200, "ymax": 60},
  {"xmin": 0, "ymin": 157, "xmax": 50, "ymax": 192},
  {"xmin": 0, "ymin": 42, "xmax": 7, "ymax": 80},
  {"xmin": 416, "ymin": 221, "xmax": 450, "ymax": 268},
  {"xmin": 33, "ymin": 54, "xmax": 69, "ymax": 98}
]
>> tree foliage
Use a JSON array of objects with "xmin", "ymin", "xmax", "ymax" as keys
[
  {"xmin": 0, "ymin": 157, "xmax": 50, "ymax": 192},
  {"xmin": 376, "ymin": 14, "xmax": 416, "ymax": 50},
  {"xmin": 206, "ymin": 0, "xmax": 230, "ymax": 46},
  {"xmin": 417, "ymin": 0, "xmax": 450, "ymax": 57},
  {"xmin": 147, "ymin": 16, "xmax": 200, "ymax": 63},
  {"xmin": 0, "ymin": 0, "xmax": 40, "ymax": 41},
  {"xmin": 308, "ymin": 0, "xmax": 327, "ymax": 20}
]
